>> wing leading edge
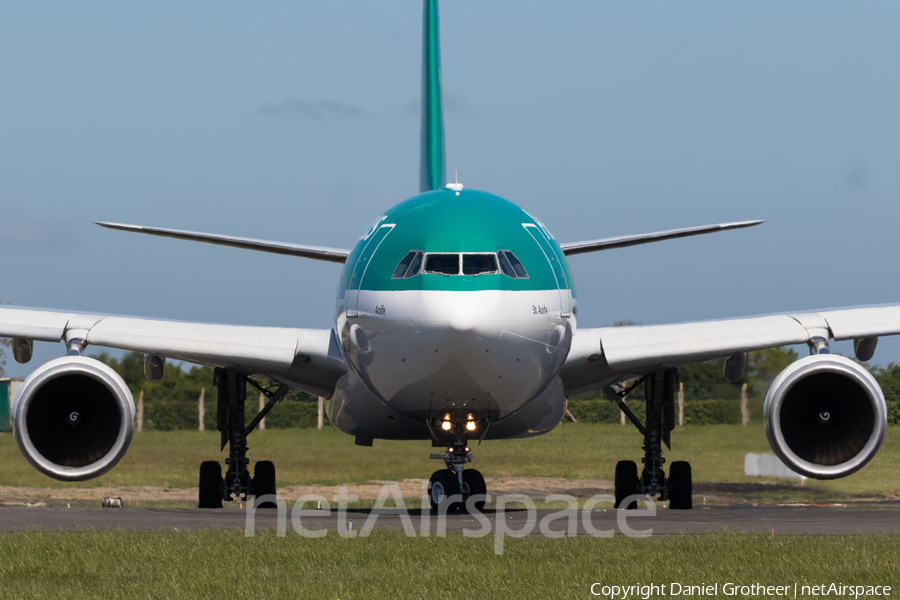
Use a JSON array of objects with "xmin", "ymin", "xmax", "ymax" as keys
[
  {"xmin": 96, "ymin": 222, "xmax": 350, "ymax": 264},
  {"xmin": 0, "ymin": 305, "xmax": 346, "ymax": 398},
  {"xmin": 560, "ymin": 304, "xmax": 900, "ymax": 397},
  {"xmin": 559, "ymin": 220, "xmax": 764, "ymax": 256}
]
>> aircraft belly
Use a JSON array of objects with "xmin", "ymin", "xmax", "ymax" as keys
[
  {"xmin": 326, "ymin": 373, "xmax": 431, "ymax": 440},
  {"xmin": 341, "ymin": 290, "xmax": 571, "ymax": 424},
  {"xmin": 326, "ymin": 372, "xmax": 568, "ymax": 441}
]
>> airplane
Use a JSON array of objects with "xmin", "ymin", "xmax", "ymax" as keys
[{"xmin": 1, "ymin": 0, "xmax": 894, "ymax": 511}]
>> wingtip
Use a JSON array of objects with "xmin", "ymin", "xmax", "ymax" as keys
[
  {"xmin": 95, "ymin": 221, "xmax": 137, "ymax": 231},
  {"xmin": 729, "ymin": 219, "xmax": 766, "ymax": 228}
]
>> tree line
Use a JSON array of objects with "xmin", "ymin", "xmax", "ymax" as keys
[
  {"xmin": 0, "ymin": 344, "xmax": 898, "ymax": 428},
  {"xmin": 87, "ymin": 351, "xmax": 325, "ymax": 431}
]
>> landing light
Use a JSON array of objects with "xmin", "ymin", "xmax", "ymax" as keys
[
  {"xmin": 444, "ymin": 414, "xmax": 451, "ymax": 421},
  {"xmin": 441, "ymin": 421, "xmax": 452, "ymax": 431},
  {"xmin": 465, "ymin": 421, "xmax": 476, "ymax": 431}
]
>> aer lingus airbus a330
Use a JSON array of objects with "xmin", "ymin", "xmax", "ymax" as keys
[{"xmin": 1, "ymin": 0, "xmax": 896, "ymax": 511}]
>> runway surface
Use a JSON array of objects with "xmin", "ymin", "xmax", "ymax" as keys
[{"xmin": 2, "ymin": 504, "xmax": 899, "ymax": 536}]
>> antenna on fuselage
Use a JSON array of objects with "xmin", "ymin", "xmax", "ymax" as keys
[{"xmin": 445, "ymin": 170, "xmax": 463, "ymax": 195}]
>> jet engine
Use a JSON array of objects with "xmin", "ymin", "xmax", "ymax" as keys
[
  {"xmin": 764, "ymin": 354, "xmax": 886, "ymax": 479},
  {"xmin": 13, "ymin": 356, "xmax": 135, "ymax": 481}
]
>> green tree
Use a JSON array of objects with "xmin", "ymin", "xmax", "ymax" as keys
[
  {"xmin": 0, "ymin": 338, "xmax": 7, "ymax": 377},
  {"xmin": 91, "ymin": 352, "xmax": 217, "ymax": 430},
  {"xmin": 90, "ymin": 351, "xmax": 324, "ymax": 430},
  {"xmin": 0, "ymin": 299, "xmax": 8, "ymax": 375},
  {"xmin": 674, "ymin": 346, "xmax": 800, "ymax": 400},
  {"xmin": 870, "ymin": 363, "xmax": 900, "ymax": 403},
  {"xmin": 91, "ymin": 351, "xmax": 215, "ymax": 403},
  {"xmin": 677, "ymin": 358, "xmax": 740, "ymax": 400},
  {"xmin": 610, "ymin": 320, "xmax": 799, "ymax": 399},
  {"xmin": 746, "ymin": 346, "xmax": 800, "ymax": 388},
  {"xmin": 865, "ymin": 363, "xmax": 900, "ymax": 425}
]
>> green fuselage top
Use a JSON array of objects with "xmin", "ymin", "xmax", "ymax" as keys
[{"xmin": 339, "ymin": 189, "xmax": 576, "ymax": 294}]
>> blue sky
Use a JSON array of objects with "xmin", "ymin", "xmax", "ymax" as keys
[{"xmin": 2, "ymin": 1, "xmax": 899, "ymax": 377}]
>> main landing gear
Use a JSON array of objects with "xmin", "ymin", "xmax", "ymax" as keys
[
  {"xmin": 198, "ymin": 368, "xmax": 287, "ymax": 509},
  {"xmin": 608, "ymin": 368, "xmax": 693, "ymax": 510},
  {"xmin": 428, "ymin": 413, "xmax": 488, "ymax": 512}
]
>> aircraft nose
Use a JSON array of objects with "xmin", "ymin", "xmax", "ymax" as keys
[
  {"xmin": 448, "ymin": 308, "xmax": 475, "ymax": 332},
  {"xmin": 419, "ymin": 292, "xmax": 501, "ymax": 334}
]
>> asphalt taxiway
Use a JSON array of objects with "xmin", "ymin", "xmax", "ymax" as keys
[{"xmin": 1, "ymin": 504, "xmax": 898, "ymax": 536}]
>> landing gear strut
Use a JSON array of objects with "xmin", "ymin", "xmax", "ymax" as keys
[
  {"xmin": 610, "ymin": 369, "xmax": 693, "ymax": 510},
  {"xmin": 197, "ymin": 369, "xmax": 286, "ymax": 509},
  {"xmin": 428, "ymin": 413, "xmax": 487, "ymax": 512}
]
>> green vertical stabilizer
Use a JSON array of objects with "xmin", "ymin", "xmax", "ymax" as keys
[{"xmin": 419, "ymin": 0, "xmax": 446, "ymax": 193}]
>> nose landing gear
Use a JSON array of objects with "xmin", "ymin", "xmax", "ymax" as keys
[{"xmin": 428, "ymin": 413, "xmax": 488, "ymax": 512}]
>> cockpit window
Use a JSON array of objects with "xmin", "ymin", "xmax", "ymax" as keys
[
  {"xmin": 392, "ymin": 251, "xmax": 424, "ymax": 278},
  {"xmin": 406, "ymin": 252, "xmax": 423, "ymax": 277},
  {"xmin": 462, "ymin": 254, "xmax": 498, "ymax": 275},
  {"xmin": 497, "ymin": 252, "xmax": 515, "ymax": 277},
  {"xmin": 498, "ymin": 251, "xmax": 528, "ymax": 278},
  {"xmin": 424, "ymin": 254, "xmax": 460, "ymax": 275},
  {"xmin": 393, "ymin": 252, "xmax": 416, "ymax": 278},
  {"xmin": 393, "ymin": 251, "xmax": 526, "ymax": 278}
]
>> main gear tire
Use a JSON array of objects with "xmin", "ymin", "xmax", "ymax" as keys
[
  {"xmin": 199, "ymin": 461, "xmax": 223, "ymax": 509},
  {"xmin": 614, "ymin": 460, "xmax": 639, "ymax": 510}
]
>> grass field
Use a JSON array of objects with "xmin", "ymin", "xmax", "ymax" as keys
[
  {"xmin": 0, "ymin": 423, "xmax": 900, "ymax": 506},
  {"xmin": 1, "ymin": 423, "xmax": 898, "ymax": 501},
  {"xmin": 1, "ymin": 426, "xmax": 899, "ymax": 598},
  {"xmin": 0, "ymin": 530, "xmax": 897, "ymax": 599}
]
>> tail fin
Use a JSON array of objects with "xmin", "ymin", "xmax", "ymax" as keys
[{"xmin": 419, "ymin": 0, "xmax": 446, "ymax": 193}]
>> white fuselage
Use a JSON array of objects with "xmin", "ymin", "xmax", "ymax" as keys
[{"xmin": 327, "ymin": 289, "xmax": 576, "ymax": 440}]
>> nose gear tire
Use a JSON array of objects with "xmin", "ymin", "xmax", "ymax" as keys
[
  {"xmin": 429, "ymin": 469, "xmax": 461, "ymax": 512},
  {"xmin": 462, "ymin": 468, "xmax": 487, "ymax": 512}
]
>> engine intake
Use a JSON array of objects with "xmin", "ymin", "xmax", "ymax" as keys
[
  {"xmin": 13, "ymin": 356, "xmax": 135, "ymax": 481},
  {"xmin": 765, "ymin": 354, "xmax": 886, "ymax": 479}
]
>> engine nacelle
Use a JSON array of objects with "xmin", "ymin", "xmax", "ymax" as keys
[
  {"xmin": 12, "ymin": 356, "xmax": 135, "ymax": 481},
  {"xmin": 765, "ymin": 354, "xmax": 886, "ymax": 480}
]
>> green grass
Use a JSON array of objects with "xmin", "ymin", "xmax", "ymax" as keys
[
  {"xmin": 0, "ymin": 530, "xmax": 896, "ymax": 599},
  {"xmin": 1, "ymin": 424, "xmax": 898, "ymax": 499},
  {"xmin": 1, "ymin": 426, "xmax": 898, "ymax": 597}
]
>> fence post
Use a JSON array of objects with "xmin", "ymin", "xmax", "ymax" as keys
[
  {"xmin": 317, "ymin": 396, "xmax": 324, "ymax": 429},
  {"xmin": 198, "ymin": 388, "xmax": 205, "ymax": 431},
  {"xmin": 259, "ymin": 392, "xmax": 266, "ymax": 431},
  {"xmin": 678, "ymin": 381, "xmax": 684, "ymax": 427},
  {"xmin": 137, "ymin": 390, "xmax": 144, "ymax": 433},
  {"xmin": 741, "ymin": 382, "xmax": 749, "ymax": 425}
]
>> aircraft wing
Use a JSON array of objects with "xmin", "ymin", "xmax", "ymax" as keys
[
  {"xmin": 560, "ymin": 305, "xmax": 900, "ymax": 397},
  {"xmin": 559, "ymin": 220, "xmax": 763, "ymax": 256},
  {"xmin": 96, "ymin": 222, "xmax": 351, "ymax": 264},
  {"xmin": 0, "ymin": 305, "xmax": 346, "ymax": 398}
]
